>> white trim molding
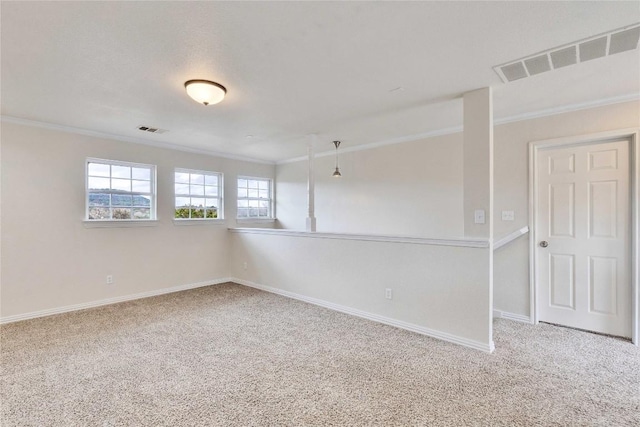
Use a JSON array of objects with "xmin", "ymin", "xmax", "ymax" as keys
[
  {"xmin": 493, "ymin": 310, "xmax": 533, "ymax": 324},
  {"xmin": 234, "ymin": 278, "xmax": 495, "ymax": 353},
  {"xmin": 494, "ymin": 226, "xmax": 529, "ymax": 250},
  {"xmin": 83, "ymin": 219, "xmax": 159, "ymax": 228},
  {"xmin": 229, "ymin": 227, "xmax": 489, "ymax": 248},
  {"xmin": 0, "ymin": 278, "xmax": 232, "ymax": 325},
  {"xmin": 529, "ymin": 128, "xmax": 640, "ymax": 345}
]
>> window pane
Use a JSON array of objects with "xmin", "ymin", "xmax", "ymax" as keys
[
  {"xmin": 111, "ymin": 178, "xmax": 130, "ymax": 192},
  {"xmin": 249, "ymin": 208, "xmax": 258, "ymax": 217},
  {"xmin": 89, "ymin": 207, "xmax": 110, "ymax": 219},
  {"xmin": 259, "ymin": 190, "xmax": 269, "ymax": 199},
  {"xmin": 175, "ymin": 183, "xmax": 190, "ymax": 195},
  {"xmin": 112, "ymin": 165, "xmax": 131, "ymax": 179},
  {"xmin": 238, "ymin": 188, "xmax": 248, "ymax": 198},
  {"xmin": 238, "ymin": 200, "xmax": 248, "ymax": 208},
  {"xmin": 248, "ymin": 180, "xmax": 259, "ymax": 189},
  {"xmin": 132, "ymin": 180, "xmax": 150, "ymax": 193},
  {"xmin": 205, "ymin": 198, "xmax": 218, "ymax": 208},
  {"xmin": 190, "ymin": 184, "xmax": 205, "ymax": 196},
  {"xmin": 190, "ymin": 197, "xmax": 205, "ymax": 208},
  {"xmin": 238, "ymin": 179, "xmax": 247, "ymax": 188},
  {"xmin": 205, "ymin": 208, "xmax": 217, "ymax": 219},
  {"xmin": 205, "ymin": 175, "xmax": 218, "ymax": 185},
  {"xmin": 191, "ymin": 174, "xmax": 205, "ymax": 185},
  {"xmin": 132, "ymin": 167, "xmax": 150, "ymax": 180},
  {"xmin": 88, "ymin": 177, "xmax": 110, "ymax": 190},
  {"xmin": 112, "ymin": 194, "xmax": 133, "ymax": 206},
  {"xmin": 204, "ymin": 185, "xmax": 218, "ymax": 196},
  {"xmin": 258, "ymin": 180, "xmax": 269, "ymax": 190},
  {"xmin": 176, "ymin": 197, "xmax": 190, "ymax": 207},
  {"xmin": 175, "ymin": 207, "xmax": 189, "ymax": 218},
  {"xmin": 259, "ymin": 200, "xmax": 269, "ymax": 208},
  {"xmin": 112, "ymin": 208, "xmax": 132, "ymax": 219},
  {"xmin": 86, "ymin": 160, "xmax": 156, "ymax": 221},
  {"xmin": 249, "ymin": 200, "xmax": 260, "ymax": 208},
  {"xmin": 248, "ymin": 189, "xmax": 258, "ymax": 198},
  {"xmin": 88, "ymin": 163, "xmax": 110, "ymax": 177},
  {"xmin": 133, "ymin": 208, "xmax": 150, "ymax": 219},
  {"xmin": 237, "ymin": 208, "xmax": 248, "ymax": 218},
  {"xmin": 258, "ymin": 208, "xmax": 268, "ymax": 217},
  {"xmin": 88, "ymin": 193, "xmax": 110, "ymax": 206},
  {"xmin": 133, "ymin": 195, "xmax": 151, "ymax": 207},
  {"xmin": 175, "ymin": 172, "xmax": 190, "ymax": 184},
  {"xmin": 191, "ymin": 208, "xmax": 205, "ymax": 218}
]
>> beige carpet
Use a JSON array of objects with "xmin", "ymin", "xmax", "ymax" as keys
[{"xmin": 1, "ymin": 283, "xmax": 638, "ymax": 426}]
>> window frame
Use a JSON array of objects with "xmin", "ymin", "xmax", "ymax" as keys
[
  {"xmin": 85, "ymin": 158, "xmax": 157, "ymax": 223},
  {"xmin": 237, "ymin": 176, "xmax": 274, "ymax": 221},
  {"xmin": 173, "ymin": 168, "xmax": 224, "ymax": 222}
]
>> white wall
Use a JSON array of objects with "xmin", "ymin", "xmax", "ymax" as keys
[
  {"xmin": 275, "ymin": 100, "xmax": 640, "ymax": 317},
  {"xmin": 0, "ymin": 122, "xmax": 274, "ymax": 318},
  {"xmin": 230, "ymin": 230, "xmax": 493, "ymax": 351},
  {"xmin": 277, "ymin": 132, "xmax": 464, "ymax": 238}
]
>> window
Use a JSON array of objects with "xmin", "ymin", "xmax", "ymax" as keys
[
  {"xmin": 237, "ymin": 177, "xmax": 273, "ymax": 219},
  {"xmin": 86, "ymin": 159, "xmax": 155, "ymax": 220},
  {"xmin": 174, "ymin": 169, "xmax": 222, "ymax": 220}
]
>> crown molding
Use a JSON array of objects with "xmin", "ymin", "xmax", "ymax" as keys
[
  {"xmin": 277, "ymin": 92, "xmax": 639, "ymax": 165},
  {"xmin": 0, "ymin": 116, "xmax": 275, "ymax": 165},
  {"xmin": 493, "ymin": 92, "xmax": 639, "ymax": 126},
  {"xmin": 277, "ymin": 125, "xmax": 464, "ymax": 165},
  {"xmin": 3, "ymin": 92, "xmax": 637, "ymax": 166}
]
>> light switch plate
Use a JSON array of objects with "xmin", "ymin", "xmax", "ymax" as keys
[
  {"xmin": 501, "ymin": 210, "xmax": 515, "ymax": 221},
  {"xmin": 474, "ymin": 209, "xmax": 485, "ymax": 224}
]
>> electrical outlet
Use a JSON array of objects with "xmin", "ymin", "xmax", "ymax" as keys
[
  {"xmin": 501, "ymin": 210, "xmax": 515, "ymax": 221},
  {"xmin": 243, "ymin": 262, "xmax": 248, "ymax": 270},
  {"xmin": 385, "ymin": 288, "xmax": 393, "ymax": 300},
  {"xmin": 106, "ymin": 275, "xmax": 113, "ymax": 285}
]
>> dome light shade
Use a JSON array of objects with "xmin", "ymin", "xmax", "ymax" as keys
[{"xmin": 184, "ymin": 80, "xmax": 226, "ymax": 106}]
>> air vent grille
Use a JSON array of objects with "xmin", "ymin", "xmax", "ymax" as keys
[
  {"xmin": 137, "ymin": 126, "xmax": 167, "ymax": 134},
  {"xmin": 494, "ymin": 23, "xmax": 640, "ymax": 83}
]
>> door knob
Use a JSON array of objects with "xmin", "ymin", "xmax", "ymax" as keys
[{"xmin": 539, "ymin": 240, "xmax": 549, "ymax": 248}]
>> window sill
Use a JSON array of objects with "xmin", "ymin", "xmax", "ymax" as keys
[
  {"xmin": 83, "ymin": 220, "xmax": 158, "ymax": 228},
  {"xmin": 236, "ymin": 218, "xmax": 276, "ymax": 224},
  {"xmin": 173, "ymin": 219, "xmax": 226, "ymax": 226}
]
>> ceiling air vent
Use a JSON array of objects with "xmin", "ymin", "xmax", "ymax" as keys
[
  {"xmin": 524, "ymin": 54, "xmax": 551, "ymax": 76},
  {"xmin": 137, "ymin": 125, "xmax": 167, "ymax": 134},
  {"xmin": 494, "ymin": 23, "xmax": 640, "ymax": 83},
  {"xmin": 550, "ymin": 46, "xmax": 577, "ymax": 69},
  {"xmin": 579, "ymin": 37, "xmax": 607, "ymax": 62},
  {"xmin": 609, "ymin": 26, "xmax": 640, "ymax": 54}
]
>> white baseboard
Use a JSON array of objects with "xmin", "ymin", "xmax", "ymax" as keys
[
  {"xmin": 0, "ymin": 278, "xmax": 232, "ymax": 325},
  {"xmin": 233, "ymin": 278, "xmax": 495, "ymax": 353},
  {"xmin": 493, "ymin": 309, "xmax": 533, "ymax": 324}
]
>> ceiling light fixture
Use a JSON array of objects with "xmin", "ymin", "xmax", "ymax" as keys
[
  {"xmin": 184, "ymin": 79, "xmax": 227, "ymax": 106},
  {"xmin": 332, "ymin": 140, "xmax": 342, "ymax": 178}
]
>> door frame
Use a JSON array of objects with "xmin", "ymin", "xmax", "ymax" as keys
[{"xmin": 528, "ymin": 128, "xmax": 639, "ymax": 345}]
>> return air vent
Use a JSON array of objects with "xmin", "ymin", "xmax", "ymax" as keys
[
  {"xmin": 494, "ymin": 23, "xmax": 640, "ymax": 83},
  {"xmin": 137, "ymin": 125, "xmax": 167, "ymax": 134}
]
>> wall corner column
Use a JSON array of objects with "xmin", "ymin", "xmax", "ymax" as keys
[
  {"xmin": 306, "ymin": 134, "xmax": 317, "ymax": 232},
  {"xmin": 463, "ymin": 87, "xmax": 495, "ymax": 350}
]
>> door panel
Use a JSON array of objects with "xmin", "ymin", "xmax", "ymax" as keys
[
  {"xmin": 550, "ymin": 183, "xmax": 575, "ymax": 237},
  {"xmin": 589, "ymin": 256, "xmax": 617, "ymax": 315},
  {"xmin": 537, "ymin": 139, "xmax": 631, "ymax": 337}
]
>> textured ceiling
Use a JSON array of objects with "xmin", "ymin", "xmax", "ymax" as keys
[{"xmin": 1, "ymin": 1, "xmax": 639, "ymax": 162}]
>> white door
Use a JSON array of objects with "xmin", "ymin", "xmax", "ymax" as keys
[{"xmin": 536, "ymin": 138, "xmax": 631, "ymax": 338}]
